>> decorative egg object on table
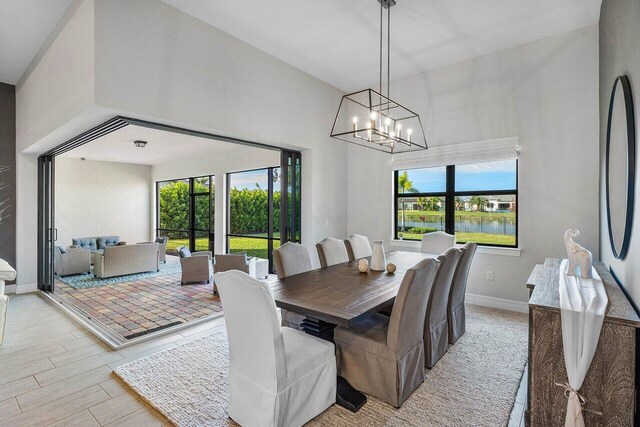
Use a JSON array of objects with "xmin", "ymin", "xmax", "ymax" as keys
[
  {"xmin": 386, "ymin": 263, "xmax": 396, "ymax": 274},
  {"xmin": 358, "ymin": 259, "xmax": 369, "ymax": 273}
]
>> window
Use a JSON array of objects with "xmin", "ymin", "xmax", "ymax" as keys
[
  {"xmin": 227, "ymin": 167, "xmax": 281, "ymax": 271},
  {"xmin": 156, "ymin": 176, "xmax": 214, "ymax": 253},
  {"xmin": 395, "ymin": 159, "xmax": 517, "ymax": 247}
]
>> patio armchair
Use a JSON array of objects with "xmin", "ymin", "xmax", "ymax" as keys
[
  {"xmin": 178, "ymin": 246, "xmax": 213, "ymax": 285},
  {"xmin": 212, "ymin": 254, "xmax": 250, "ymax": 294},
  {"xmin": 54, "ymin": 246, "xmax": 91, "ymax": 277}
]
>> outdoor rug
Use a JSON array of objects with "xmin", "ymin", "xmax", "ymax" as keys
[
  {"xmin": 114, "ymin": 305, "xmax": 528, "ymax": 427},
  {"xmin": 58, "ymin": 261, "xmax": 182, "ymax": 289}
]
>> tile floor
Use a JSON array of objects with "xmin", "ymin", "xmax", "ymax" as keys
[{"xmin": 54, "ymin": 259, "xmax": 222, "ymax": 340}]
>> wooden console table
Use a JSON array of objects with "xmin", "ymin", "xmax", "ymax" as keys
[{"xmin": 527, "ymin": 258, "xmax": 640, "ymax": 426}]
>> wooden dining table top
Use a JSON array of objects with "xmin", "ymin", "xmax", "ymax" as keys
[{"xmin": 270, "ymin": 250, "xmax": 437, "ymax": 328}]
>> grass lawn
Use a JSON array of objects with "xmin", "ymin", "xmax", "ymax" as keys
[
  {"xmin": 399, "ymin": 209, "xmax": 516, "ymax": 220},
  {"xmin": 166, "ymin": 237, "xmax": 275, "ymax": 259},
  {"xmin": 398, "ymin": 231, "xmax": 516, "ymax": 246}
]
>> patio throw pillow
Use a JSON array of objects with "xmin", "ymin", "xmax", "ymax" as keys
[
  {"xmin": 97, "ymin": 236, "xmax": 120, "ymax": 249},
  {"xmin": 72, "ymin": 237, "xmax": 97, "ymax": 251},
  {"xmin": 56, "ymin": 245, "xmax": 67, "ymax": 254},
  {"xmin": 178, "ymin": 246, "xmax": 192, "ymax": 258}
]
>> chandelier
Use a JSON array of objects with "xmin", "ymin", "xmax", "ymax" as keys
[{"xmin": 330, "ymin": 0, "xmax": 427, "ymax": 154}]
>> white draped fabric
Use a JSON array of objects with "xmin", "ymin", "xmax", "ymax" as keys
[
  {"xmin": 558, "ymin": 259, "xmax": 608, "ymax": 426},
  {"xmin": 0, "ymin": 258, "xmax": 16, "ymax": 346}
]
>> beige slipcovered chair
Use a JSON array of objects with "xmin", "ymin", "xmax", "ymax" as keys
[
  {"xmin": 334, "ymin": 258, "xmax": 440, "ymax": 407},
  {"xmin": 54, "ymin": 246, "xmax": 91, "ymax": 276},
  {"xmin": 215, "ymin": 270, "xmax": 336, "ymax": 426},
  {"xmin": 424, "ymin": 247, "xmax": 463, "ymax": 368},
  {"xmin": 316, "ymin": 237, "xmax": 349, "ymax": 267},
  {"xmin": 344, "ymin": 234, "xmax": 372, "ymax": 261},
  {"xmin": 420, "ymin": 231, "xmax": 456, "ymax": 254},
  {"xmin": 178, "ymin": 246, "xmax": 213, "ymax": 285},
  {"xmin": 273, "ymin": 242, "xmax": 313, "ymax": 329},
  {"xmin": 448, "ymin": 242, "xmax": 478, "ymax": 344},
  {"xmin": 212, "ymin": 253, "xmax": 250, "ymax": 294}
]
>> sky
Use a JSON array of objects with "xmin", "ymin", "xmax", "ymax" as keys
[
  {"xmin": 403, "ymin": 159, "xmax": 516, "ymax": 193},
  {"xmin": 229, "ymin": 168, "xmax": 280, "ymax": 190}
]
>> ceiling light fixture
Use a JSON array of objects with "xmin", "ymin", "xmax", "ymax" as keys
[
  {"xmin": 134, "ymin": 140, "xmax": 148, "ymax": 148},
  {"xmin": 330, "ymin": 0, "xmax": 427, "ymax": 154}
]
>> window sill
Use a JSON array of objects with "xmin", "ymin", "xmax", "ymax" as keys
[{"xmin": 389, "ymin": 239, "xmax": 521, "ymax": 257}]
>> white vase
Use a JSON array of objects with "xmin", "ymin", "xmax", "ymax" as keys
[{"xmin": 370, "ymin": 240, "xmax": 386, "ymax": 271}]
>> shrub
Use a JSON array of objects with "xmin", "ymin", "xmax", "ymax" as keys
[{"xmin": 406, "ymin": 226, "xmax": 437, "ymax": 234}]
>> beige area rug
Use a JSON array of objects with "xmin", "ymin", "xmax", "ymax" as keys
[{"xmin": 115, "ymin": 305, "xmax": 528, "ymax": 427}]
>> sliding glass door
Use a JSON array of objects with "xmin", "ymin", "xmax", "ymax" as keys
[{"xmin": 156, "ymin": 175, "xmax": 214, "ymax": 253}]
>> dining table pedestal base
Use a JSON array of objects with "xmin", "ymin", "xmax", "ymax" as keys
[{"xmin": 300, "ymin": 316, "xmax": 368, "ymax": 412}]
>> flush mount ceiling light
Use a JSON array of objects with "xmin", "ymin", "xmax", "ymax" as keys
[
  {"xmin": 330, "ymin": 0, "xmax": 427, "ymax": 154},
  {"xmin": 134, "ymin": 140, "xmax": 148, "ymax": 148}
]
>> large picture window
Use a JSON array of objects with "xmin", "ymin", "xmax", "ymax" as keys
[
  {"xmin": 227, "ymin": 167, "xmax": 281, "ymax": 270},
  {"xmin": 395, "ymin": 159, "xmax": 517, "ymax": 247}
]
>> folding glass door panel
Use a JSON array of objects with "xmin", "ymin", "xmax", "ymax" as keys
[
  {"xmin": 280, "ymin": 150, "xmax": 301, "ymax": 244},
  {"xmin": 37, "ymin": 155, "xmax": 55, "ymax": 291}
]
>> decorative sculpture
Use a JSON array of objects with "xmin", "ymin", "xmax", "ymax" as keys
[
  {"xmin": 370, "ymin": 240, "xmax": 386, "ymax": 271},
  {"xmin": 386, "ymin": 263, "xmax": 396, "ymax": 274},
  {"xmin": 358, "ymin": 259, "xmax": 369, "ymax": 273},
  {"xmin": 563, "ymin": 228, "xmax": 593, "ymax": 279}
]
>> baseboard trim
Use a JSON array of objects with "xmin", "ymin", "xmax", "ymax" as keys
[
  {"xmin": 4, "ymin": 284, "xmax": 16, "ymax": 294},
  {"xmin": 15, "ymin": 283, "xmax": 38, "ymax": 294},
  {"xmin": 466, "ymin": 292, "xmax": 528, "ymax": 313}
]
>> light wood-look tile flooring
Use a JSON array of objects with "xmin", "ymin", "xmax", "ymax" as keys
[{"xmin": 0, "ymin": 293, "xmax": 225, "ymax": 427}]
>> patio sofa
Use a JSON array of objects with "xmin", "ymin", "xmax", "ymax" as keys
[
  {"xmin": 71, "ymin": 235, "xmax": 127, "ymax": 253},
  {"xmin": 93, "ymin": 243, "xmax": 159, "ymax": 279}
]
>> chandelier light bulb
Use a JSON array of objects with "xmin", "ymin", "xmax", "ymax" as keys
[
  {"xmin": 352, "ymin": 116, "xmax": 359, "ymax": 124},
  {"xmin": 385, "ymin": 117, "xmax": 391, "ymax": 126},
  {"xmin": 370, "ymin": 111, "xmax": 378, "ymax": 120}
]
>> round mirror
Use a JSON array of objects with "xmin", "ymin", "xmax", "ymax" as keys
[{"xmin": 606, "ymin": 75, "xmax": 636, "ymax": 259}]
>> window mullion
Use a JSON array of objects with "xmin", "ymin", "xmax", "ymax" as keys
[{"xmin": 445, "ymin": 165, "xmax": 455, "ymax": 235}]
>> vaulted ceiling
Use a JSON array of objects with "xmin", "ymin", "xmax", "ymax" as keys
[
  {"xmin": 1, "ymin": 0, "xmax": 601, "ymax": 91},
  {"xmin": 161, "ymin": 0, "xmax": 601, "ymax": 91}
]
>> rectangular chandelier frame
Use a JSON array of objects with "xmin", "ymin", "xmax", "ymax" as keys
[{"xmin": 330, "ymin": 88, "xmax": 428, "ymax": 154}]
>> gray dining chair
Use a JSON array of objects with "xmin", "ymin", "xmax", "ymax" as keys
[
  {"xmin": 424, "ymin": 247, "xmax": 463, "ymax": 368},
  {"xmin": 344, "ymin": 234, "xmax": 372, "ymax": 261},
  {"xmin": 420, "ymin": 231, "xmax": 455, "ymax": 254},
  {"xmin": 334, "ymin": 258, "xmax": 440, "ymax": 407},
  {"xmin": 316, "ymin": 237, "xmax": 349, "ymax": 267},
  {"xmin": 448, "ymin": 242, "xmax": 478, "ymax": 344},
  {"xmin": 273, "ymin": 242, "xmax": 312, "ymax": 330}
]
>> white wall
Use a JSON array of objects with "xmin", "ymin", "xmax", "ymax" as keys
[
  {"xmin": 347, "ymin": 25, "xmax": 600, "ymax": 304},
  {"xmin": 599, "ymin": 0, "xmax": 640, "ymax": 309},
  {"xmin": 152, "ymin": 145, "xmax": 281, "ymax": 255},
  {"xmin": 55, "ymin": 157, "xmax": 153, "ymax": 246}
]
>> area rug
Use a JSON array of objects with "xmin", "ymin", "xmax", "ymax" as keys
[
  {"xmin": 58, "ymin": 261, "xmax": 182, "ymax": 289},
  {"xmin": 114, "ymin": 305, "xmax": 528, "ymax": 427}
]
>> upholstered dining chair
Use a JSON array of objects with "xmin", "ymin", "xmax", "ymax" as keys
[
  {"xmin": 273, "ymin": 242, "xmax": 313, "ymax": 329},
  {"xmin": 273, "ymin": 242, "xmax": 312, "ymax": 278},
  {"xmin": 344, "ymin": 234, "xmax": 373, "ymax": 261},
  {"xmin": 215, "ymin": 270, "xmax": 336, "ymax": 426},
  {"xmin": 334, "ymin": 258, "xmax": 440, "ymax": 408},
  {"xmin": 316, "ymin": 237, "xmax": 349, "ymax": 267},
  {"xmin": 420, "ymin": 231, "xmax": 456, "ymax": 254},
  {"xmin": 424, "ymin": 247, "xmax": 463, "ymax": 368},
  {"xmin": 448, "ymin": 242, "xmax": 478, "ymax": 344}
]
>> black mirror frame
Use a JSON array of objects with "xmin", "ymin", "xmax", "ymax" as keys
[{"xmin": 606, "ymin": 75, "xmax": 636, "ymax": 260}]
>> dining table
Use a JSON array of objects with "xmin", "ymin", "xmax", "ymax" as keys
[{"xmin": 270, "ymin": 250, "xmax": 438, "ymax": 412}]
